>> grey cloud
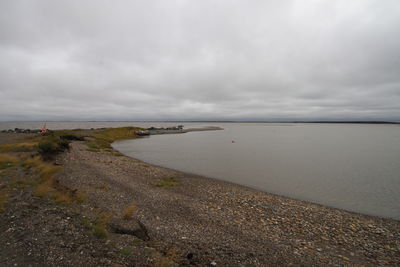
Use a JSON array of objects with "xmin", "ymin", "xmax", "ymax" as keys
[{"xmin": 1, "ymin": 0, "xmax": 400, "ymax": 121}]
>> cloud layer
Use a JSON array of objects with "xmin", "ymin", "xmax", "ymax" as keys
[{"xmin": 1, "ymin": 0, "xmax": 400, "ymax": 121}]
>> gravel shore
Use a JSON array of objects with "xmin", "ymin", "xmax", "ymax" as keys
[{"xmin": 55, "ymin": 141, "xmax": 400, "ymax": 266}]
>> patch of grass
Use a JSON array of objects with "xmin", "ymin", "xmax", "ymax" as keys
[
  {"xmin": 94, "ymin": 185, "xmax": 110, "ymax": 191},
  {"xmin": 152, "ymin": 247, "xmax": 180, "ymax": 267},
  {"xmin": 53, "ymin": 190, "xmax": 73, "ymax": 203},
  {"xmin": 24, "ymin": 156, "xmax": 84, "ymax": 204},
  {"xmin": 0, "ymin": 154, "xmax": 19, "ymax": 170},
  {"xmin": 93, "ymin": 212, "xmax": 113, "ymax": 238},
  {"xmin": 93, "ymin": 224, "xmax": 108, "ymax": 238},
  {"xmin": 85, "ymin": 141, "xmax": 102, "ymax": 151},
  {"xmin": 8, "ymin": 178, "xmax": 34, "ymax": 190},
  {"xmin": 75, "ymin": 190, "xmax": 88, "ymax": 203},
  {"xmin": 123, "ymin": 203, "xmax": 137, "ymax": 220},
  {"xmin": 153, "ymin": 177, "xmax": 181, "ymax": 188},
  {"xmin": 85, "ymin": 127, "xmax": 140, "ymax": 151},
  {"xmin": 33, "ymin": 179, "xmax": 54, "ymax": 197},
  {"xmin": 24, "ymin": 156, "xmax": 62, "ymax": 182},
  {"xmin": 0, "ymin": 142, "xmax": 38, "ymax": 153},
  {"xmin": 81, "ymin": 212, "xmax": 113, "ymax": 238}
]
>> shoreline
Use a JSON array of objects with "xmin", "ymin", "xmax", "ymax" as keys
[
  {"xmin": 123, "ymin": 155, "xmax": 400, "ymax": 223},
  {"xmin": 1, "ymin": 130, "xmax": 399, "ymax": 266},
  {"xmin": 113, "ymin": 134, "xmax": 399, "ymax": 222},
  {"xmin": 58, "ymin": 139, "xmax": 400, "ymax": 266},
  {"xmin": 111, "ymin": 141, "xmax": 396, "ymax": 222},
  {"xmin": 114, "ymin": 148, "xmax": 400, "ymax": 222}
]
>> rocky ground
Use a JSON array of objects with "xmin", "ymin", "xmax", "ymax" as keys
[{"xmin": 1, "ymin": 132, "xmax": 400, "ymax": 266}]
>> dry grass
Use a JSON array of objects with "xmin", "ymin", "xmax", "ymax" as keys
[
  {"xmin": 0, "ymin": 142, "xmax": 38, "ymax": 153},
  {"xmin": 33, "ymin": 180, "xmax": 54, "ymax": 197},
  {"xmin": 24, "ymin": 156, "xmax": 62, "ymax": 181},
  {"xmin": 53, "ymin": 190, "xmax": 73, "ymax": 203},
  {"xmin": 75, "ymin": 190, "xmax": 88, "ymax": 203},
  {"xmin": 25, "ymin": 156, "xmax": 85, "ymax": 204},
  {"xmin": 0, "ymin": 154, "xmax": 19, "ymax": 170},
  {"xmin": 153, "ymin": 177, "xmax": 181, "ymax": 188},
  {"xmin": 94, "ymin": 185, "xmax": 110, "ymax": 191},
  {"xmin": 123, "ymin": 203, "xmax": 137, "ymax": 220},
  {"xmin": 81, "ymin": 212, "xmax": 113, "ymax": 238},
  {"xmin": 152, "ymin": 247, "xmax": 180, "ymax": 267},
  {"xmin": 93, "ymin": 211, "xmax": 113, "ymax": 238},
  {"xmin": 85, "ymin": 127, "xmax": 140, "ymax": 151}
]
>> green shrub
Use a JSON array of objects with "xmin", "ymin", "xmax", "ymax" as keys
[
  {"xmin": 60, "ymin": 134, "xmax": 84, "ymax": 141},
  {"xmin": 37, "ymin": 137, "xmax": 70, "ymax": 160}
]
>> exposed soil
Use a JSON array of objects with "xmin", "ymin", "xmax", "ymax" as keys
[{"xmin": 1, "ymin": 133, "xmax": 399, "ymax": 266}]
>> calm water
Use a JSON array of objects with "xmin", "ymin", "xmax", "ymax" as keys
[
  {"xmin": 112, "ymin": 123, "xmax": 400, "ymax": 220},
  {"xmin": 1, "ymin": 121, "xmax": 399, "ymax": 219}
]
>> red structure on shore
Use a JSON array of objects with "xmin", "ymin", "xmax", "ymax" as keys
[{"xmin": 40, "ymin": 123, "xmax": 48, "ymax": 133}]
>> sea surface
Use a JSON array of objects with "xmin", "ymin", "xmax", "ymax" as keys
[
  {"xmin": 113, "ymin": 123, "xmax": 400, "ymax": 220},
  {"xmin": 1, "ymin": 121, "xmax": 399, "ymax": 219}
]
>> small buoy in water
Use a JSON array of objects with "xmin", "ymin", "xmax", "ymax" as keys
[{"xmin": 231, "ymin": 140, "xmax": 235, "ymax": 143}]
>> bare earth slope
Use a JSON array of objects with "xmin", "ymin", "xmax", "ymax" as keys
[{"xmin": 56, "ymin": 141, "xmax": 400, "ymax": 266}]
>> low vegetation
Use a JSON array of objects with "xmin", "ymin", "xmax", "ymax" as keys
[
  {"xmin": 81, "ymin": 211, "xmax": 113, "ymax": 238},
  {"xmin": 37, "ymin": 138, "xmax": 69, "ymax": 161},
  {"xmin": 85, "ymin": 127, "xmax": 140, "ymax": 151},
  {"xmin": 123, "ymin": 203, "xmax": 137, "ymax": 220},
  {"xmin": 93, "ymin": 184, "xmax": 110, "ymax": 191},
  {"xmin": 23, "ymin": 156, "xmax": 85, "ymax": 204},
  {"xmin": 0, "ymin": 154, "xmax": 19, "ymax": 170},
  {"xmin": 94, "ymin": 212, "xmax": 113, "ymax": 238},
  {"xmin": 0, "ymin": 142, "xmax": 38, "ymax": 153},
  {"xmin": 153, "ymin": 177, "xmax": 181, "ymax": 187},
  {"xmin": 59, "ymin": 134, "xmax": 85, "ymax": 141},
  {"xmin": 152, "ymin": 247, "xmax": 180, "ymax": 267}
]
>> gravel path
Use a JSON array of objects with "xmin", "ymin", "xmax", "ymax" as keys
[{"xmin": 55, "ymin": 141, "xmax": 400, "ymax": 266}]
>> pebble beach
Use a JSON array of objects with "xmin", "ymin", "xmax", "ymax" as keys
[{"xmin": 57, "ymin": 141, "xmax": 400, "ymax": 266}]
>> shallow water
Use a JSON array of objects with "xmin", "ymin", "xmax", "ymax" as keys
[{"xmin": 112, "ymin": 123, "xmax": 400, "ymax": 220}]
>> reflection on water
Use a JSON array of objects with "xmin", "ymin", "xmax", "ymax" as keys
[{"xmin": 113, "ymin": 123, "xmax": 400, "ymax": 220}]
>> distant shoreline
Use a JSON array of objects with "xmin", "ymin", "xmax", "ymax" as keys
[
  {"xmin": 0, "ymin": 120, "xmax": 399, "ymax": 124},
  {"xmin": 1, "ymin": 128, "xmax": 399, "ymax": 265}
]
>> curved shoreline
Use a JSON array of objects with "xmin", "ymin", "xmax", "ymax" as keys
[
  {"xmin": 112, "ymin": 138, "xmax": 399, "ymax": 221},
  {"xmin": 1, "ymin": 129, "xmax": 399, "ymax": 265},
  {"xmin": 112, "ymin": 142, "xmax": 380, "ymax": 220},
  {"xmin": 57, "ymin": 139, "xmax": 400, "ymax": 266}
]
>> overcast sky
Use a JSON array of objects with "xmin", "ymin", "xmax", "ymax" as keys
[{"xmin": 1, "ymin": 0, "xmax": 399, "ymax": 121}]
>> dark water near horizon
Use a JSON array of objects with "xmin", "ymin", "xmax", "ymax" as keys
[
  {"xmin": 112, "ymin": 123, "xmax": 400, "ymax": 220},
  {"xmin": 1, "ymin": 121, "xmax": 399, "ymax": 219}
]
